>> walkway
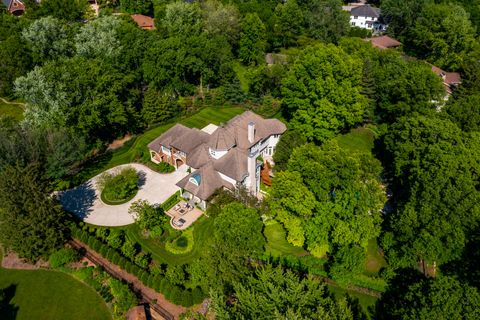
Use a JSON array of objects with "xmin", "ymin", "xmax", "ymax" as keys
[{"xmin": 57, "ymin": 163, "xmax": 188, "ymax": 227}]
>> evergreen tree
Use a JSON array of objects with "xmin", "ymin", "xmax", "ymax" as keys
[
  {"xmin": 0, "ymin": 164, "xmax": 68, "ymax": 261},
  {"xmin": 239, "ymin": 13, "xmax": 266, "ymax": 65}
]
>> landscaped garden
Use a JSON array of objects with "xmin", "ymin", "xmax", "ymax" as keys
[{"xmin": 97, "ymin": 166, "xmax": 139, "ymax": 205}]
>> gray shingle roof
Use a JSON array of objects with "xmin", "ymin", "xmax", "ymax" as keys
[
  {"xmin": 170, "ymin": 128, "xmax": 209, "ymax": 154},
  {"xmin": 186, "ymin": 143, "xmax": 212, "ymax": 169},
  {"xmin": 176, "ymin": 162, "xmax": 231, "ymax": 200},
  {"xmin": 2, "ymin": 0, "xmax": 10, "ymax": 7},
  {"xmin": 208, "ymin": 126, "xmax": 236, "ymax": 150},
  {"xmin": 214, "ymin": 148, "xmax": 248, "ymax": 182},
  {"xmin": 147, "ymin": 124, "xmax": 191, "ymax": 152},
  {"xmin": 350, "ymin": 5, "xmax": 380, "ymax": 18}
]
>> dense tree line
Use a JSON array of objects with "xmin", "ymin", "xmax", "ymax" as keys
[{"xmin": 0, "ymin": 0, "xmax": 479, "ymax": 318}]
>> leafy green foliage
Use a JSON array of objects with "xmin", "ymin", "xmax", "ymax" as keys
[
  {"xmin": 22, "ymin": 17, "xmax": 70, "ymax": 63},
  {"xmin": 120, "ymin": 0, "xmax": 152, "ymax": 14},
  {"xmin": 49, "ymin": 248, "xmax": 80, "ymax": 268},
  {"xmin": 108, "ymin": 278, "xmax": 138, "ymax": 317},
  {"xmin": 376, "ymin": 273, "xmax": 480, "ymax": 320},
  {"xmin": 212, "ymin": 265, "xmax": 354, "ymax": 319},
  {"xmin": 98, "ymin": 167, "xmax": 139, "ymax": 202},
  {"xmin": 270, "ymin": 142, "xmax": 385, "ymax": 256},
  {"xmin": 382, "ymin": 116, "xmax": 480, "ymax": 267},
  {"xmin": 328, "ymin": 246, "xmax": 366, "ymax": 286},
  {"xmin": 282, "ymin": 44, "xmax": 367, "ymax": 142},
  {"xmin": 446, "ymin": 93, "xmax": 480, "ymax": 132},
  {"xmin": 407, "ymin": 3, "xmax": 477, "ymax": 70},
  {"xmin": 75, "ymin": 15, "xmax": 122, "ymax": 59},
  {"xmin": 141, "ymin": 86, "xmax": 179, "ymax": 124},
  {"xmin": 239, "ymin": 13, "xmax": 266, "ymax": 65},
  {"xmin": 129, "ymin": 199, "xmax": 168, "ymax": 234},
  {"xmin": 0, "ymin": 164, "xmax": 68, "ymax": 261},
  {"xmin": 37, "ymin": 0, "xmax": 88, "ymax": 21}
]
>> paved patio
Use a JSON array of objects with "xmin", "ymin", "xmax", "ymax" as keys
[
  {"xmin": 57, "ymin": 163, "xmax": 189, "ymax": 227},
  {"xmin": 166, "ymin": 201, "xmax": 204, "ymax": 230}
]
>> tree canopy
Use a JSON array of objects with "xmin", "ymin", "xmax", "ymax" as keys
[{"xmin": 282, "ymin": 44, "xmax": 367, "ymax": 142}]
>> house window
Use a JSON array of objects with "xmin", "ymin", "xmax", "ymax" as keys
[
  {"xmin": 351, "ymin": 22, "xmax": 355, "ymax": 26},
  {"xmin": 354, "ymin": 16, "xmax": 358, "ymax": 19}
]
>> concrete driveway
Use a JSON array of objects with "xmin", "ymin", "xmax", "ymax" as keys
[{"xmin": 57, "ymin": 163, "xmax": 188, "ymax": 227}]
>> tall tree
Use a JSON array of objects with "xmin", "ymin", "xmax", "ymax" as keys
[
  {"xmin": 271, "ymin": 142, "xmax": 385, "ymax": 257},
  {"xmin": 0, "ymin": 164, "xmax": 68, "ymax": 261},
  {"xmin": 120, "ymin": 0, "xmax": 152, "ymax": 14},
  {"xmin": 162, "ymin": 1, "xmax": 202, "ymax": 36},
  {"xmin": 212, "ymin": 265, "xmax": 354, "ymax": 319},
  {"xmin": 381, "ymin": 116, "xmax": 480, "ymax": 268},
  {"xmin": 273, "ymin": 0, "xmax": 304, "ymax": 47},
  {"xmin": 201, "ymin": 0, "xmax": 241, "ymax": 46},
  {"xmin": 22, "ymin": 16, "xmax": 71, "ymax": 64},
  {"xmin": 238, "ymin": 13, "xmax": 267, "ymax": 65},
  {"xmin": 300, "ymin": 0, "xmax": 350, "ymax": 44},
  {"xmin": 407, "ymin": 3, "xmax": 478, "ymax": 70},
  {"xmin": 376, "ymin": 273, "xmax": 480, "ymax": 320},
  {"xmin": 282, "ymin": 44, "xmax": 367, "ymax": 142},
  {"xmin": 37, "ymin": 0, "xmax": 88, "ymax": 21}
]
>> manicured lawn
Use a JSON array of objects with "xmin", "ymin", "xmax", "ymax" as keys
[
  {"xmin": 0, "ymin": 103, "xmax": 23, "ymax": 121},
  {"xmin": 328, "ymin": 285, "xmax": 377, "ymax": 319},
  {"xmin": 264, "ymin": 220, "xmax": 308, "ymax": 257},
  {"xmin": 365, "ymin": 238, "xmax": 387, "ymax": 275},
  {"xmin": 0, "ymin": 268, "xmax": 111, "ymax": 320},
  {"xmin": 125, "ymin": 215, "xmax": 214, "ymax": 266},
  {"xmin": 66, "ymin": 106, "xmax": 245, "ymax": 187},
  {"xmin": 334, "ymin": 127, "xmax": 376, "ymax": 153},
  {"xmin": 232, "ymin": 61, "xmax": 250, "ymax": 92}
]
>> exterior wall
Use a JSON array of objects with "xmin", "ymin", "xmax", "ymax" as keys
[
  {"xmin": 218, "ymin": 172, "xmax": 237, "ymax": 187},
  {"xmin": 350, "ymin": 15, "xmax": 377, "ymax": 30}
]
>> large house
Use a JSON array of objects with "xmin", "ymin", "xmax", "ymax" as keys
[
  {"xmin": 347, "ymin": 4, "xmax": 383, "ymax": 31},
  {"xmin": 148, "ymin": 111, "xmax": 286, "ymax": 209},
  {"xmin": 2, "ymin": 0, "xmax": 25, "ymax": 15}
]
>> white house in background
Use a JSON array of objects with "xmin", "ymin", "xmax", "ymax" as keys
[
  {"xmin": 348, "ymin": 4, "xmax": 381, "ymax": 31},
  {"xmin": 147, "ymin": 111, "xmax": 286, "ymax": 209}
]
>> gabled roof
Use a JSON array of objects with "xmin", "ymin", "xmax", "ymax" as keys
[
  {"xmin": 170, "ymin": 128, "xmax": 209, "ymax": 154},
  {"xmin": 368, "ymin": 36, "xmax": 401, "ymax": 49},
  {"xmin": 214, "ymin": 148, "xmax": 248, "ymax": 182},
  {"xmin": 431, "ymin": 65, "xmax": 462, "ymax": 85},
  {"xmin": 350, "ymin": 5, "xmax": 380, "ymax": 18},
  {"xmin": 186, "ymin": 143, "xmax": 212, "ymax": 169},
  {"xmin": 147, "ymin": 124, "xmax": 190, "ymax": 152},
  {"xmin": 208, "ymin": 126, "xmax": 236, "ymax": 150},
  {"xmin": 224, "ymin": 111, "xmax": 287, "ymax": 149},
  {"xmin": 176, "ymin": 162, "xmax": 232, "ymax": 200}
]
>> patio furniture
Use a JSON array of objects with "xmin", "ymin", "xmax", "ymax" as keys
[
  {"xmin": 173, "ymin": 218, "xmax": 186, "ymax": 227},
  {"xmin": 174, "ymin": 204, "xmax": 181, "ymax": 211}
]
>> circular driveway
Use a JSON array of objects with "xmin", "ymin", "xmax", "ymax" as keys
[{"xmin": 57, "ymin": 163, "xmax": 188, "ymax": 227}]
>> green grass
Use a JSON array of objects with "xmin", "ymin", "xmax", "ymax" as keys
[
  {"xmin": 125, "ymin": 215, "xmax": 214, "ymax": 265},
  {"xmin": 232, "ymin": 61, "xmax": 250, "ymax": 92},
  {"xmin": 65, "ymin": 106, "xmax": 245, "ymax": 187},
  {"xmin": 264, "ymin": 220, "xmax": 308, "ymax": 257},
  {"xmin": 0, "ymin": 103, "xmax": 23, "ymax": 121},
  {"xmin": 334, "ymin": 127, "xmax": 376, "ymax": 154},
  {"xmin": 328, "ymin": 285, "xmax": 377, "ymax": 319},
  {"xmin": 0, "ymin": 268, "xmax": 111, "ymax": 320},
  {"xmin": 365, "ymin": 238, "xmax": 387, "ymax": 275},
  {"xmin": 165, "ymin": 228, "xmax": 195, "ymax": 255}
]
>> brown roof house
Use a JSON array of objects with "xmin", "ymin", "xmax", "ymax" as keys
[
  {"xmin": 148, "ymin": 111, "xmax": 286, "ymax": 209},
  {"xmin": 131, "ymin": 14, "xmax": 155, "ymax": 30},
  {"xmin": 2, "ymin": 0, "xmax": 25, "ymax": 15},
  {"xmin": 431, "ymin": 65, "xmax": 461, "ymax": 97},
  {"xmin": 367, "ymin": 35, "xmax": 401, "ymax": 49}
]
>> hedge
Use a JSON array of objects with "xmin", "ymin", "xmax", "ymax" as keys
[{"xmin": 161, "ymin": 191, "xmax": 181, "ymax": 211}]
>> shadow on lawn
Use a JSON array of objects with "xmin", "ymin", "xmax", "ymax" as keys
[
  {"xmin": 56, "ymin": 181, "xmax": 96, "ymax": 220},
  {"xmin": 0, "ymin": 284, "xmax": 19, "ymax": 320}
]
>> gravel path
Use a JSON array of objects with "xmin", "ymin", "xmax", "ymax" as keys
[{"xmin": 58, "ymin": 163, "xmax": 188, "ymax": 227}]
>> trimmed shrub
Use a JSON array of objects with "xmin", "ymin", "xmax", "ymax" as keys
[
  {"xmin": 107, "ymin": 230, "xmax": 124, "ymax": 249},
  {"xmin": 125, "ymin": 261, "xmax": 134, "ymax": 274},
  {"xmin": 49, "ymin": 248, "xmax": 80, "ymax": 268},
  {"xmin": 140, "ymin": 272, "xmax": 149, "ymax": 285},
  {"xmin": 106, "ymin": 248, "xmax": 115, "ymax": 261},
  {"xmin": 98, "ymin": 167, "xmax": 139, "ymax": 202},
  {"xmin": 99, "ymin": 245, "xmax": 108, "ymax": 257}
]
